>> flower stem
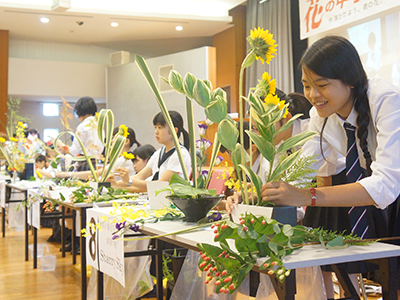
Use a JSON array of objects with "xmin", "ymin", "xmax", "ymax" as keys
[{"xmin": 186, "ymin": 96, "xmax": 197, "ymax": 188}]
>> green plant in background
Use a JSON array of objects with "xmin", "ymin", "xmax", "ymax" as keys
[
  {"xmin": 54, "ymin": 109, "xmax": 127, "ymax": 182},
  {"xmin": 3, "ymin": 97, "xmax": 30, "ymax": 138}
]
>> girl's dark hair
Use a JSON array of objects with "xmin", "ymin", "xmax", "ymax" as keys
[
  {"xmin": 299, "ymin": 35, "xmax": 372, "ymax": 175},
  {"xmin": 112, "ymin": 127, "xmax": 141, "ymax": 148},
  {"xmin": 74, "ymin": 96, "xmax": 97, "ymax": 117},
  {"xmin": 35, "ymin": 154, "xmax": 47, "ymax": 163},
  {"xmin": 153, "ymin": 110, "xmax": 190, "ymax": 149},
  {"xmin": 287, "ymin": 93, "xmax": 313, "ymax": 119},
  {"xmin": 132, "ymin": 144, "xmax": 156, "ymax": 162}
]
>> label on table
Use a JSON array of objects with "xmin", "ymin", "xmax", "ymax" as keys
[{"xmin": 86, "ymin": 209, "xmax": 125, "ymax": 287}]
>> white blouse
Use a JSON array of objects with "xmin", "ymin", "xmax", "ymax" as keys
[
  {"xmin": 69, "ymin": 116, "xmax": 104, "ymax": 157},
  {"xmin": 146, "ymin": 146, "xmax": 191, "ymax": 180},
  {"xmin": 302, "ymin": 76, "xmax": 400, "ymax": 209}
]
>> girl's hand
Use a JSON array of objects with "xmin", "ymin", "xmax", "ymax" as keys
[
  {"xmin": 107, "ymin": 174, "xmax": 117, "ymax": 185},
  {"xmin": 226, "ymin": 192, "xmax": 241, "ymax": 215},
  {"xmin": 260, "ymin": 182, "xmax": 310, "ymax": 206},
  {"xmin": 113, "ymin": 167, "xmax": 130, "ymax": 185}
]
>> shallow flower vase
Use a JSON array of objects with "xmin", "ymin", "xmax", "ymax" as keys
[
  {"xmin": 168, "ymin": 195, "xmax": 224, "ymax": 222},
  {"xmin": 89, "ymin": 181, "xmax": 111, "ymax": 190},
  {"xmin": 231, "ymin": 204, "xmax": 297, "ymax": 226}
]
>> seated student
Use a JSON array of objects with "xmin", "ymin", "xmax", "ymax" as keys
[
  {"xmin": 131, "ymin": 144, "xmax": 156, "ymax": 176},
  {"xmin": 110, "ymin": 111, "xmax": 191, "ymax": 193},
  {"xmin": 35, "ymin": 154, "xmax": 54, "ymax": 178},
  {"xmin": 55, "ymin": 126, "xmax": 140, "ymax": 180}
]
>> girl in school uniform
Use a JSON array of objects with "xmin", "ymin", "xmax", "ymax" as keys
[
  {"xmin": 111, "ymin": 111, "xmax": 191, "ymax": 192},
  {"xmin": 258, "ymin": 36, "xmax": 400, "ymax": 298}
]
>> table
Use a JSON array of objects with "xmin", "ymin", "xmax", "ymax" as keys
[{"xmin": 139, "ymin": 221, "xmax": 400, "ymax": 300}]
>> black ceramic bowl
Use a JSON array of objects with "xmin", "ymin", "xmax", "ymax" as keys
[{"xmin": 168, "ymin": 195, "xmax": 224, "ymax": 222}]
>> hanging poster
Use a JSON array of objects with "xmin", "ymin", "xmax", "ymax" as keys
[{"xmin": 299, "ymin": 0, "xmax": 400, "ymax": 39}]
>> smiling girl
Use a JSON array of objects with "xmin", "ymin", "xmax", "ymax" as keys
[{"xmin": 111, "ymin": 111, "xmax": 191, "ymax": 192}]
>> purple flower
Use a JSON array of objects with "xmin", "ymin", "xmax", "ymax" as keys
[
  {"xmin": 196, "ymin": 139, "xmax": 212, "ymax": 151},
  {"xmin": 201, "ymin": 169, "xmax": 209, "ymax": 176},
  {"xmin": 129, "ymin": 224, "xmax": 140, "ymax": 232},
  {"xmin": 115, "ymin": 221, "xmax": 126, "ymax": 231},
  {"xmin": 208, "ymin": 212, "xmax": 222, "ymax": 221},
  {"xmin": 112, "ymin": 235, "xmax": 120, "ymax": 240},
  {"xmin": 198, "ymin": 123, "xmax": 208, "ymax": 137},
  {"xmin": 215, "ymin": 155, "xmax": 224, "ymax": 165}
]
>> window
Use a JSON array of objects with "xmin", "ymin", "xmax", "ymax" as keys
[
  {"xmin": 43, "ymin": 103, "xmax": 59, "ymax": 116},
  {"xmin": 43, "ymin": 128, "xmax": 59, "ymax": 143}
]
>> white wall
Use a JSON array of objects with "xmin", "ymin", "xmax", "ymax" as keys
[
  {"xmin": 106, "ymin": 47, "xmax": 213, "ymax": 147},
  {"xmin": 8, "ymin": 58, "xmax": 107, "ymax": 101}
]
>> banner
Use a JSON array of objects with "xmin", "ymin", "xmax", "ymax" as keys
[
  {"xmin": 86, "ymin": 208, "xmax": 125, "ymax": 287},
  {"xmin": 299, "ymin": 0, "xmax": 400, "ymax": 39}
]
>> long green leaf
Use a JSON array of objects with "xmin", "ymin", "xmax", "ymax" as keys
[
  {"xmin": 269, "ymin": 149, "xmax": 302, "ymax": 182},
  {"xmin": 186, "ymin": 96, "xmax": 197, "ymax": 187},
  {"xmin": 237, "ymin": 164, "xmax": 263, "ymax": 201},
  {"xmin": 204, "ymin": 133, "xmax": 221, "ymax": 189},
  {"xmin": 135, "ymin": 55, "xmax": 189, "ymax": 181},
  {"xmin": 276, "ymin": 130, "xmax": 317, "ymax": 154},
  {"xmin": 247, "ymin": 130, "xmax": 274, "ymax": 163},
  {"xmin": 100, "ymin": 135, "xmax": 126, "ymax": 182}
]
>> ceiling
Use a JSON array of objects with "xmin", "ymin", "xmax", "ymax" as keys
[{"xmin": 0, "ymin": 0, "xmax": 246, "ymax": 57}]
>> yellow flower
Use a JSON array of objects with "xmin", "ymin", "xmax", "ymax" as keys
[
  {"xmin": 122, "ymin": 152, "xmax": 135, "ymax": 160},
  {"xmin": 17, "ymin": 121, "xmax": 25, "ymax": 128},
  {"xmin": 119, "ymin": 124, "xmax": 129, "ymax": 137},
  {"xmin": 255, "ymin": 72, "xmax": 277, "ymax": 98},
  {"xmin": 10, "ymin": 137, "xmax": 18, "ymax": 142},
  {"xmin": 0, "ymin": 137, "xmax": 5, "ymax": 143},
  {"xmin": 248, "ymin": 27, "xmax": 278, "ymax": 65},
  {"xmin": 95, "ymin": 112, "xmax": 99, "ymax": 119},
  {"xmin": 264, "ymin": 94, "xmax": 280, "ymax": 106},
  {"xmin": 36, "ymin": 170, "xmax": 43, "ymax": 179}
]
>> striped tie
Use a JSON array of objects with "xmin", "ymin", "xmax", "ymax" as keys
[{"xmin": 344, "ymin": 122, "xmax": 369, "ymax": 239}]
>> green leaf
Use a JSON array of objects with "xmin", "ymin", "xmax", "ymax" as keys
[
  {"xmin": 276, "ymin": 130, "xmax": 317, "ymax": 154},
  {"xmin": 168, "ymin": 70, "xmax": 185, "ymax": 94},
  {"xmin": 237, "ymin": 164, "xmax": 263, "ymax": 201},
  {"xmin": 217, "ymin": 119, "xmax": 238, "ymax": 151},
  {"xmin": 169, "ymin": 173, "xmax": 191, "ymax": 186},
  {"xmin": 193, "ymin": 79, "xmax": 211, "ymax": 107},
  {"xmin": 272, "ymin": 223, "xmax": 281, "ymax": 234},
  {"xmin": 211, "ymin": 87, "xmax": 227, "ymax": 102},
  {"xmin": 326, "ymin": 236, "xmax": 348, "ymax": 249},
  {"xmin": 183, "ymin": 73, "xmax": 197, "ymax": 98},
  {"xmin": 269, "ymin": 149, "xmax": 302, "ymax": 182},
  {"xmin": 231, "ymin": 144, "xmax": 249, "ymax": 169},
  {"xmin": 268, "ymin": 241, "xmax": 278, "ymax": 255},
  {"xmin": 282, "ymin": 224, "xmax": 294, "ymax": 237},
  {"xmin": 203, "ymin": 79, "xmax": 212, "ymax": 90},
  {"xmin": 160, "ymin": 183, "xmax": 217, "ymax": 198},
  {"xmin": 247, "ymin": 130, "xmax": 274, "ymax": 163},
  {"xmin": 205, "ymin": 95, "xmax": 227, "ymax": 124}
]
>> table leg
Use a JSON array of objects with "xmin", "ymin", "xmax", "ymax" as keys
[
  {"xmin": 2, "ymin": 207, "xmax": 5, "ymax": 238},
  {"xmin": 97, "ymin": 270, "xmax": 104, "ymax": 300},
  {"xmin": 25, "ymin": 205, "xmax": 29, "ymax": 261},
  {"xmin": 81, "ymin": 208, "xmax": 87, "ymax": 300},
  {"xmin": 155, "ymin": 239, "xmax": 163, "ymax": 300},
  {"xmin": 33, "ymin": 227, "xmax": 37, "ymax": 269},
  {"xmin": 61, "ymin": 206, "xmax": 65, "ymax": 258},
  {"xmin": 331, "ymin": 264, "xmax": 361, "ymax": 300},
  {"xmin": 268, "ymin": 269, "xmax": 296, "ymax": 300},
  {"xmin": 72, "ymin": 210, "xmax": 77, "ymax": 265},
  {"xmin": 369, "ymin": 257, "xmax": 398, "ymax": 300}
]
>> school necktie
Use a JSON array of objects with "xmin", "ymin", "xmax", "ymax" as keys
[{"xmin": 344, "ymin": 122, "xmax": 369, "ymax": 239}]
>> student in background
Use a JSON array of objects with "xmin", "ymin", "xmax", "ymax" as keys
[
  {"xmin": 56, "ymin": 96, "xmax": 104, "ymax": 171},
  {"xmin": 110, "ymin": 111, "xmax": 191, "ymax": 192}
]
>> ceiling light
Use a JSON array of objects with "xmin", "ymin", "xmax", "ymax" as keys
[
  {"xmin": 175, "ymin": 26, "xmax": 183, "ymax": 31},
  {"xmin": 40, "ymin": 17, "xmax": 49, "ymax": 23},
  {"xmin": 111, "ymin": 22, "xmax": 119, "ymax": 27}
]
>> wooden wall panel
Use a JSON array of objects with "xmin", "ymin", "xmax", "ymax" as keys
[{"xmin": 0, "ymin": 30, "xmax": 8, "ymax": 133}]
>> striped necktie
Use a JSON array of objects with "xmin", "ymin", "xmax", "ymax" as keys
[{"xmin": 344, "ymin": 122, "xmax": 369, "ymax": 239}]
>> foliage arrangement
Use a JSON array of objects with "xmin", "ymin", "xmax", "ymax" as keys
[
  {"xmin": 0, "ymin": 121, "xmax": 28, "ymax": 172},
  {"xmin": 54, "ymin": 109, "xmax": 127, "ymax": 182},
  {"xmin": 197, "ymin": 212, "xmax": 373, "ymax": 294},
  {"xmin": 4, "ymin": 97, "xmax": 29, "ymax": 138}
]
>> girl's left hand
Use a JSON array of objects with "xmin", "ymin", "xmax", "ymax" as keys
[
  {"xmin": 113, "ymin": 167, "xmax": 130, "ymax": 185},
  {"xmin": 260, "ymin": 182, "xmax": 310, "ymax": 206}
]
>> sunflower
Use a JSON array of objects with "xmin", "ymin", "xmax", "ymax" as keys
[
  {"xmin": 118, "ymin": 124, "xmax": 129, "ymax": 137},
  {"xmin": 0, "ymin": 137, "xmax": 5, "ymax": 143},
  {"xmin": 254, "ymin": 72, "xmax": 277, "ymax": 98},
  {"xmin": 122, "ymin": 152, "xmax": 135, "ymax": 160},
  {"xmin": 264, "ymin": 94, "xmax": 289, "ymax": 118},
  {"xmin": 247, "ymin": 27, "xmax": 278, "ymax": 65}
]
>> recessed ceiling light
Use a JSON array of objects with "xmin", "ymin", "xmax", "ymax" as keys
[
  {"xmin": 175, "ymin": 26, "xmax": 183, "ymax": 31},
  {"xmin": 111, "ymin": 22, "xmax": 119, "ymax": 27},
  {"xmin": 40, "ymin": 17, "xmax": 49, "ymax": 23}
]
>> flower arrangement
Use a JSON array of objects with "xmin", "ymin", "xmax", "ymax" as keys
[
  {"xmin": 54, "ymin": 109, "xmax": 127, "ymax": 182},
  {"xmin": 0, "ymin": 121, "xmax": 28, "ymax": 172}
]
